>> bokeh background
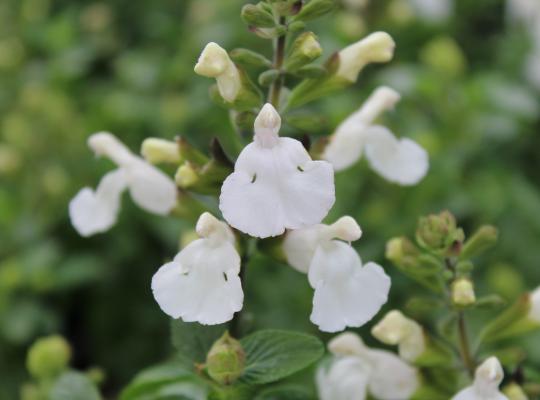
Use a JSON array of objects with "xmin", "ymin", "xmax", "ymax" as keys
[{"xmin": 1, "ymin": 0, "xmax": 539, "ymax": 398}]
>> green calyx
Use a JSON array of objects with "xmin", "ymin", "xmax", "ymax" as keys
[
  {"xmin": 206, "ymin": 331, "xmax": 246, "ymax": 386},
  {"xmin": 415, "ymin": 210, "xmax": 464, "ymax": 255}
]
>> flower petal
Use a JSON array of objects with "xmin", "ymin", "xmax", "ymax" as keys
[
  {"xmin": 283, "ymin": 225, "xmax": 325, "ymax": 273},
  {"xmin": 368, "ymin": 349, "xmax": 419, "ymax": 400},
  {"xmin": 309, "ymin": 241, "xmax": 390, "ymax": 332},
  {"xmin": 316, "ymin": 356, "xmax": 370, "ymax": 400},
  {"xmin": 364, "ymin": 125, "xmax": 428, "ymax": 185},
  {"xmin": 151, "ymin": 238, "xmax": 243, "ymax": 325},
  {"xmin": 220, "ymin": 138, "xmax": 335, "ymax": 238},
  {"xmin": 126, "ymin": 159, "xmax": 177, "ymax": 215},
  {"xmin": 69, "ymin": 169, "xmax": 128, "ymax": 237}
]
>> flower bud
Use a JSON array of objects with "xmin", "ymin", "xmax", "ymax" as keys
[
  {"xmin": 141, "ymin": 138, "xmax": 180, "ymax": 165},
  {"xmin": 175, "ymin": 162, "xmax": 199, "ymax": 189},
  {"xmin": 385, "ymin": 236, "xmax": 420, "ymax": 268},
  {"xmin": 285, "ymin": 32, "xmax": 323, "ymax": 72},
  {"xmin": 452, "ymin": 278, "xmax": 476, "ymax": 306},
  {"xmin": 194, "ymin": 43, "xmax": 241, "ymax": 103},
  {"xmin": 206, "ymin": 331, "xmax": 246, "ymax": 385},
  {"xmin": 26, "ymin": 335, "xmax": 71, "ymax": 380},
  {"xmin": 241, "ymin": 3, "xmax": 276, "ymax": 28},
  {"xmin": 336, "ymin": 32, "xmax": 395, "ymax": 83},
  {"xmin": 258, "ymin": 69, "xmax": 280, "ymax": 87},
  {"xmin": 230, "ymin": 48, "xmax": 272, "ymax": 68},
  {"xmin": 503, "ymin": 383, "xmax": 528, "ymax": 400},
  {"xmin": 460, "ymin": 225, "xmax": 498, "ymax": 260},
  {"xmin": 371, "ymin": 310, "xmax": 425, "ymax": 362},
  {"xmin": 293, "ymin": 0, "xmax": 336, "ymax": 22},
  {"xmin": 415, "ymin": 210, "xmax": 464, "ymax": 254}
]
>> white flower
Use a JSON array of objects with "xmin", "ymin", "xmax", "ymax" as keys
[
  {"xmin": 194, "ymin": 42, "xmax": 241, "ymax": 103},
  {"xmin": 336, "ymin": 32, "xmax": 396, "ymax": 83},
  {"xmin": 284, "ymin": 216, "xmax": 390, "ymax": 332},
  {"xmin": 323, "ymin": 87, "xmax": 429, "ymax": 185},
  {"xmin": 69, "ymin": 132, "xmax": 177, "ymax": 237},
  {"xmin": 364, "ymin": 125, "xmax": 429, "ymax": 185},
  {"xmin": 452, "ymin": 357, "xmax": 508, "ymax": 400},
  {"xmin": 323, "ymin": 86, "xmax": 401, "ymax": 171},
  {"xmin": 219, "ymin": 103, "xmax": 335, "ymax": 238},
  {"xmin": 371, "ymin": 310, "xmax": 426, "ymax": 362},
  {"xmin": 528, "ymin": 286, "xmax": 540, "ymax": 322},
  {"xmin": 151, "ymin": 212, "xmax": 243, "ymax": 325},
  {"xmin": 317, "ymin": 332, "xmax": 419, "ymax": 400}
]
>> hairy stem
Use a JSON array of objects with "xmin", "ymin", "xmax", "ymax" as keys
[
  {"xmin": 269, "ymin": 17, "xmax": 287, "ymax": 107},
  {"xmin": 457, "ymin": 312, "xmax": 475, "ymax": 378}
]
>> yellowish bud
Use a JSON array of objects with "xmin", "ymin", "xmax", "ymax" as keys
[
  {"xmin": 141, "ymin": 138, "xmax": 180, "ymax": 164},
  {"xmin": 452, "ymin": 278, "xmax": 476, "ymax": 306}
]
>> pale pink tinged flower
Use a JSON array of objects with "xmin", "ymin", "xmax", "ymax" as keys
[
  {"xmin": 69, "ymin": 132, "xmax": 176, "ymax": 236},
  {"xmin": 151, "ymin": 212, "xmax": 243, "ymax": 325},
  {"xmin": 452, "ymin": 357, "xmax": 508, "ymax": 400},
  {"xmin": 219, "ymin": 103, "xmax": 335, "ymax": 238}
]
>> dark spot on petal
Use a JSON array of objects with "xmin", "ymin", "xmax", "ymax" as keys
[
  {"xmin": 251, "ymin": 174, "xmax": 257, "ymax": 183},
  {"xmin": 297, "ymin": 166, "xmax": 304, "ymax": 172}
]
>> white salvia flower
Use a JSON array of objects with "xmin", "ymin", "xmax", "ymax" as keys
[
  {"xmin": 69, "ymin": 132, "xmax": 177, "ymax": 237},
  {"xmin": 323, "ymin": 87, "xmax": 429, "ymax": 185},
  {"xmin": 284, "ymin": 216, "xmax": 390, "ymax": 332},
  {"xmin": 364, "ymin": 125, "xmax": 429, "ymax": 185},
  {"xmin": 528, "ymin": 286, "xmax": 540, "ymax": 322},
  {"xmin": 220, "ymin": 103, "xmax": 335, "ymax": 238},
  {"xmin": 371, "ymin": 310, "xmax": 426, "ymax": 362},
  {"xmin": 151, "ymin": 212, "xmax": 243, "ymax": 325},
  {"xmin": 452, "ymin": 357, "xmax": 508, "ymax": 400},
  {"xmin": 194, "ymin": 42, "xmax": 241, "ymax": 103},
  {"xmin": 323, "ymin": 86, "xmax": 401, "ymax": 171},
  {"xmin": 317, "ymin": 332, "xmax": 419, "ymax": 400},
  {"xmin": 336, "ymin": 32, "xmax": 395, "ymax": 83}
]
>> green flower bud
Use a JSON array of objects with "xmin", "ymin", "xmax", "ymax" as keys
[
  {"xmin": 460, "ymin": 225, "xmax": 498, "ymax": 260},
  {"xmin": 175, "ymin": 162, "xmax": 199, "ymax": 189},
  {"xmin": 295, "ymin": 64, "xmax": 327, "ymax": 78},
  {"xmin": 293, "ymin": 0, "xmax": 336, "ymax": 22},
  {"xmin": 285, "ymin": 32, "xmax": 323, "ymax": 72},
  {"xmin": 268, "ymin": 0, "xmax": 301, "ymax": 16},
  {"xmin": 206, "ymin": 331, "xmax": 245, "ymax": 385},
  {"xmin": 27, "ymin": 335, "xmax": 71, "ymax": 380},
  {"xmin": 452, "ymin": 278, "xmax": 476, "ymax": 307},
  {"xmin": 141, "ymin": 138, "xmax": 180, "ymax": 165},
  {"xmin": 241, "ymin": 3, "xmax": 276, "ymax": 28},
  {"xmin": 416, "ymin": 210, "xmax": 464, "ymax": 254},
  {"xmin": 258, "ymin": 69, "xmax": 280, "ymax": 87},
  {"xmin": 230, "ymin": 48, "xmax": 272, "ymax": 68},
  {"xmin": 503, "ymin": 383, "xmax": 528, "ymax": 400}
]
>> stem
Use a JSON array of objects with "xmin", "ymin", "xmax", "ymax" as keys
[
  {"xmin": 457, "ymin": 312, "xmax": 475, "ymax": 378},
  {"xmin": 269, "ymin": 17, "xmax": 287, "ymax": 107}
]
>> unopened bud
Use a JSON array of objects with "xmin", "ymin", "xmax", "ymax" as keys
[
  {"xmin": 336, "ymin": 32, "xmax": 395, "ymax": 83},
  {"xmin": 175, "ymin": 162, "xmax": 199, "ymax": 189},
  {"xmin": 285, "ymin": 32, "xmax": 323, "ymax": 72},
  {"xmin": 503, "ymin": 383, "xmax": 529, "ymax": 400},
  {"xmin": 416, "ymin": 210, "xmax": 464, "ymax": 254},
  {"xmin": 27, "ymin": 335, "xmax": 71, "ymax": 380},
  {"xmin": 141, "ymin": 138, "xmax": 180, "ymax": 164},
  {"xmin": 371, "ymin": 310, "xmax": 425, "ymax": 362},
  {"xmin": 385, "ymin": 237, "xmax": 420, "ymax": 268},
  {"xmin": 206, "ymin": 331, "xmax": 246, "ymax": 385},
  {"xmin": 293, "ymin": 0, "xmax": 336, "ymax": 22},
  {"xmin": 195, "ymin": 43, "xmax": 241, "ymax": 103},
  {"xmin": 452, "ymin": 278, "xmax": 476, "ymax": 306},
  {"xmin": 230, "ymin": 48, "xmax": 272, "ymax": 68},
  {"xmin": 241, "ymin": 3, "xmax": 276, "ymax": 28},
  {"xmin": 460, "ymin": 225, "xmax": 498, "ymax": 260}
]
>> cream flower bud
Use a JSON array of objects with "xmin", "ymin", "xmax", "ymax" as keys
[
  {"xmin": 452, "ymin": 357, "xmax": 508, "ymax": 400},
  {"xmin": 336, "ymin": 32, "xmax": 396, "ymax": 83},
  {"xmin": 141, "ymin": 138, "xmax": 180, "ymax": 164},
  {"xmin": 528, "ymin": 286, "xmax": 540, "ymax": 322},
  {"xmin": 195, "ymin": 42, "xmax": 241, "ymax": 103},
  {"xmin": 452, "ymin": 278, "xmax": 476, "ymax": 306},
  {"xmin": 175, "ymin": 162, "xmax": 199, "ymax": 188},
  {"xmin": 371, "ymin": 310, "xmax": 425, "ymax": 362}
]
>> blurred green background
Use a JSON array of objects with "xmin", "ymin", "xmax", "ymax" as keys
[{"xmin": 1, "ymin": 0, "xmax": 539, "ymax": 398}]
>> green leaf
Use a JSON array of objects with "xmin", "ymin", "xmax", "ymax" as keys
[
  {"xmin": 49, "ymin": 371, "xmax": 101, "ymax": 400},
  {"xmin": 120, "ymin": 360, "xmax": 205, "ymax": 400},
  {"xmin": 254, "ymin": 385, "xmax": 314, "ymax": 400},
  {"xmin": 239, "ymin": 330, "xmax": 324, "ymax": 385},
  {"xmin": 170, "ymin": 320, "xmax": 226, "ymax": 364}
]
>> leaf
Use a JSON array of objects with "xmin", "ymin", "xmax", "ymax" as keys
[
  {"xmin": 254, "ymin": 385, "xmax": 314, "ymax": 400},
  {"xmin": 49, "ymin": 371, "xmax": 101, "ymax": 400},
  {"xmin": 120, "ymin": 360, "xmax": 204, "ymax": 400},
  {"xmin": 239, "ymin": 330, "xmax": 324, "ymax": 385},
  {"xmin": 170, "ymin": 320, "xmax": 227, "ymax": 364}
]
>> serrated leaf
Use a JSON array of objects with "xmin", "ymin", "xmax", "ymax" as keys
[
  {"xmin": 170, "ymin": 320, "xmax": 226, "ymax": 363},
  {"xmin": 239, "ymin": 330, "xmax": 323, "ymax": 385},
  {"xmin": 50, "ymin": 371, "xmax": 101, "ymax": 400}
]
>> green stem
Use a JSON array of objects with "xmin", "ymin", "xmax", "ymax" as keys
[
  {"xmin": 457, "ymin": 312, "xmax": 475, "ymax": 378},
  {"xmin": 269, "ymin": 17, "xmax": 287, "ymax": 107}
]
